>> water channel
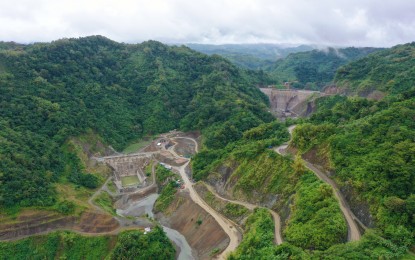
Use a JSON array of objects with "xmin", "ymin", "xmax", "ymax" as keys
[{"xmin": 117, "ymin": 193, "xmax": 194, "ymax": 260}]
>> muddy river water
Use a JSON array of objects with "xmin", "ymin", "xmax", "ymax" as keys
[{"xmin": 117, "ymin": 194, "xmax": 194, "ymax": 260}]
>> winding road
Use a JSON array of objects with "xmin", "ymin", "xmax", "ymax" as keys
[
  {"xmin": 168, "ymin": 138, "xmax": 241, "ymax": 259},
  {"xmin": 171, "ymin": 135, "xmax": 283, "ymax": 247},
  {"xmin": 274, "ymin": 125, "xmax": 362, "ymax": 241},
  {"xmin": 203, "ymin": 184, "xmax": 283, "ymax": 245},
  {"xmin": 169, "ymin": 137, "xmax": 283, "ymax": 248},
  {"xmin": 174, "ymin": 162, "xmax": 241, "ymax": 259}
]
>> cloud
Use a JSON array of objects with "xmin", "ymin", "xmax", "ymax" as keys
[{"xmin": 0, "ymin": 0, "xmax": 414, "ymax": 46}]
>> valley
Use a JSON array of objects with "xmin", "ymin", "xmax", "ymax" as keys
[{"xmin": 0, "ymin": 37, "xmax": 414, "ymax": 259}]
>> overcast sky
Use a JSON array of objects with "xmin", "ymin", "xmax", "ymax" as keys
[{"xmin": 0, "ymin": 0, "xmax": 414, "ymax": 47}]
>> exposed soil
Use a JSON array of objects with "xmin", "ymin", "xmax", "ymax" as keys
[
  {"xmin": 186, "ymin": 132, "xmax": 202, "ymax": 150},
  {"xmin": 114, "ymin": 185, "xmax": 158, "ymax": 210},
  {"xmin": 176, "ymin": 131, "xmax": 201, "ymax": 140},
  {"xmin": 156, "ymin": 192, "xmax": 229, "ymax": 260},
  {"xmin": 154, "ymin": 150, "xmax": 187, "ymax": 166},
  {"xmin": 0, "ymin": 210, "xmax": 120, "ymax": 241},
  {"xmin": 74, "ymin": 212, "xmax": 119, "ymax": 233},
  {"xmin": 302, "ymin": 147, "xmax": 331, "ymax": 171},
  {"xmin": 142, "ymin": 142, "xmax": 159, "ymax": 152},
  {"xmin": 0, "ymin": 211, "xmax": 76, "ymax": 240},
  {"xmin": 173, "ymin": 138, "xmax": 197, "ymax": 157},
  {"xmin": 194, "ymin": 183, "xmax": 251, "ymax": 226}
]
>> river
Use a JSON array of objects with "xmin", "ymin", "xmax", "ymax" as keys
[{"xmin": 117, "ymin": 193, "xmax": 194, "ymax": 260}]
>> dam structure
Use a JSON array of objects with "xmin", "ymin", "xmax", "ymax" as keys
[{"xmin": 260, "ymin": 88, "xmax": 327, "ymax": 119}]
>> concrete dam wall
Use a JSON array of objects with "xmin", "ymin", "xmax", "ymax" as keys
[{"xmin": 260, "ymin": 88, "xmax": 326, "ymax": 119}]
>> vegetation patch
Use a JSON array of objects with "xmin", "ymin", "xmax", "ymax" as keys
[
  {"xmin": 123, "ymin": 138, "xmax": 153, "ymax": 154},
  {"xmin": 93, "ymin": 191, "xmax": 116, "ymax": 216},
  {"xmin": 121, "ymin": 175, "xmax": 140, "ymax": 187},
  {"xmin": 0, "ymin": 228, "xmax": 175, "ymax": 260},
  {"xmin": 107, "ymin": 181, "xmax": 117, "ymax": 193},
  {"xmin": 154, "ymin": 165, "xmax": 181, "ymax": 213},
  {"xmin": 293, "ymin": 93, "xmax": 415, "ymax": 246},
  {"xmin": 154, "ymin": 182, "xmax": 178, "ymax": 213},
  {"xmin": 284, "ymin": 172, "xmax": 347, "ymax": 250},
  {"xmin": 0, "ymin": 231, "xmax": 116, "ymax": 260},
  {"xmin": 111, "ymin": 227, "xmax": 175, "ymax": 260},
  {"xmin": 229, "ymin": 208, "xmax": 275, "ymax": 259},
  {"xmin": 195, "ymin": 182, "xmax": 250, "ymax": 224},
  {"xmin": 155, "ymin": 165, "xmax": 176, "ymax": 185}
]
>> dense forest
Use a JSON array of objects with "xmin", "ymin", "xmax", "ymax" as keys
[
  {"xmin": 187, "ymin": 43, "xmax": 314, "ymax": 70},
  {"xmin": 267, "ymin": 47, "xmax": 381, "ymax": 90},
  {"xmin": 193, "ymin": 120, "xmax": 349, "ymax": 255},
  {"xmin": 192, "ymin": 44, "xmax": 415, "ymax": 258},
  {"xmin": 335, "ymin": 42, "xmax": 415, "ymax": 95},
  {"xmin": 0, "ymin": 227, "xmax": 175, "ymax": 259},
  {"xmin": 192, "ymin": 103, "xmax": 414, "ymax": 258},
  {"xmin": 288, "ymin": 92, "xmax": 415, "ymax": 258},
  {"xmin": 188, "ymin": 44, "xmax": 381, "ymax": 90},
  {"xmin": 1, "ymin": 36, "xmax": 415, "ymax": 259},
  {"xmin": 0, "ymin": 36, "xmax": 273, "ymax": 210}
]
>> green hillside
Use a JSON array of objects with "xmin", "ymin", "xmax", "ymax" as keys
[
  {"xmin": 268, "ymin": 47, "xmax": 381, "ymax": 90},
  {"xmin": 292, "ymin": 92, "xmax": 415, "ymax": 243},
  {"xmin": 192, "ymin": 42, "xmax": 415, "ymax": 258},
  {"xmin": 1, "ymin": 36, "xmax": 414, "ymax": 259},
  {"xmin": 0, "ymin": 36, "xmax": 272, "ymax": 210},
  {"xmin": 284, "ymin": 44, "xmax": 415, "ymax": 254},
  {"xmin": 335, "ymin": 42, "xmax": 415, "ymax": 95},
  {"xmin": 0, "ymin": 227, "xmax": 175, "ymax": 260},
  {"xmin": 187, "ymin": 43, "xmax": 314, "ymax": 70}
]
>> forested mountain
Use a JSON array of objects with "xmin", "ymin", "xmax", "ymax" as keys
[
  {"xmin": 186, "ymin": 44, "xmax": 381, "ymax": 91},
  {"xmin": 283, "ymin": 47, "xmax": 415, "ymax": 256},
  {"xmin": 335, "ymin": 42, "xmax": 415, "ymax": 96},
  {"xmin": 0, "ymin": 36, "xmax": 272, "ymax": 208},
  {"xmin": 1, "ymin": 36, "xmax": 414, "ymax": 259},
  {"xmin": 267, "ymin": 47, "xmax": 381, "ymax": 90},
  {"xmin": 187, "ymin": 43, "xmax": 314, "ymax": 70},
  {"xmin": 193, "ymin": 42, "xmax": 415, "ymax": 258}
]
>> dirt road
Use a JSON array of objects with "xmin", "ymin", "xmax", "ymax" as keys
[
  {"xmin": 204, "ymin": 184, "xmax": 283, "ymax": 245},
  {"xmin": 174, "ymin": 162, "xmax": 241, "ymax": 259},
  {"xmin": 173, "ymin": 136, "xmax": 200, "ymax": 153},
  {"xmin": 274, "ymin": 125, "xmax": 362, "ymax": 241}
]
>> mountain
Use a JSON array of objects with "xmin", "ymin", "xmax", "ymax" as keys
[
  {"xmin": 268, "ymin": 47, "xmax": 382, "ymax": 90},
  {"xmin": 335, "ymin": 42, "xmax": 415, "ymax": 96},
  {"xmin": 1, "ymin": 36, "xmax": 414, "ymax": 259},
  {"xmin": 193, "ymin": 42, "xmax": 415, "ymax": 258},
  {"xmin": 0, "ymin": 36, "xmax": 272, "ymax": 208},
  {"xmin": 186, "ymin": 43, "xmax": 314, "ymax": 70}
]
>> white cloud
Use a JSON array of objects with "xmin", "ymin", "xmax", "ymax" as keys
[{"xmin": 0, "ymin": 0, "xmax": 414, "ymax": 46}]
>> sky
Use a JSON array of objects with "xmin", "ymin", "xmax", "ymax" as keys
[{"xmin": 0, "ymin": 0, "xmax": 414, "ymax": 47}]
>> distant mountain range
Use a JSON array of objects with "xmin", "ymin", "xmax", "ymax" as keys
[{"xmin": 186, "ymin": 43, "xmax": 315, "ymax": 69}]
